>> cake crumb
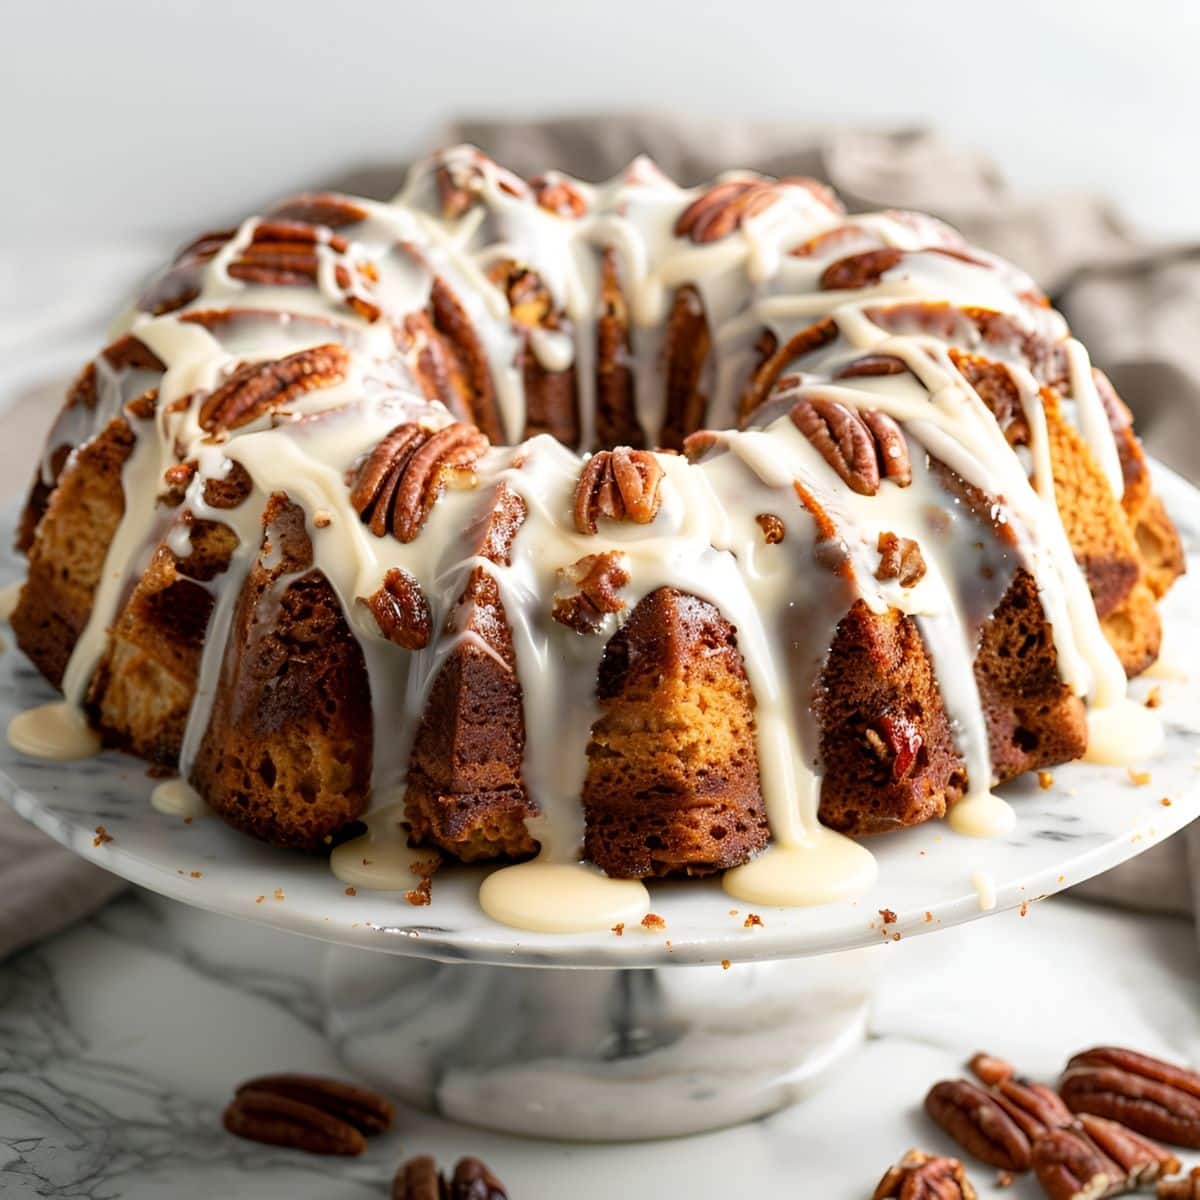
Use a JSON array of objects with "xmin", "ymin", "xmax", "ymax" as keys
[
  {"xmin": 924, "ymin": 911, "xmax": 933, "ymax": 923},
  {"xmin": 255, "ymin": 895, "xmax": 265, "ymax": 904},
  {"xmin": 92, "ymin": 826, "xmax": 113, "ymax": 848},
  {"xmin": 996, "ymin": 1170, "xmax": 1015, "ymax": 1189},
  {"xmin": 743, "ymin": 913, "xmax": 764, "ymax": 929},
  {"xmin": 189, "ymin": 870, "xmax": 202, "ymax": 879},
  {"xmin": 1019, "ymin": 900, "xmax": 1029, "ymax": 917},
  {"xmin": 879, "ymin": 908, "xmax": 897, "ymax": 925},
  {"xmin": 405, "ymin": 878, "xmax": 432, "ymax": 907},
  {"xmin": 611, "ymin": 922, "xmax": 625, "ymax": 936},
  {"xmin": 183, "ymin": 817, "xmax": 193, "ymax": 825},
  {"xmin": 273, "ymin": 887, "xmax": 285, "ymax": 901},
  {"xmin": 1128, "ymin": 767, "xmax": 1152, "ymax": 786},
  {"xmin": 641, "ymin": 913, "xmax": 666, "ymax": 932},
  {"xmin": 891, "ymin": 932, "xmax": 901, "ymax": 942},
  {"xmin": 1037, "ymin": 770, "xmax": 1054, "ymax": 790},
  {"xmin": 344, "ymin": 886, "xmax": 357, "ymax": 896},
  {"xmin": 728, "ymin": 909, "xmax": 739, "ymax": 917},
  {"xmin": 1145, "ymin": 686, "xmax": 1162, "ymax": 709},
  {"xmin": 721, "ymin": 959, "xmax": 731, "ymax": 970},
  {"xmin": 1162, "ymin": 797, "xmax": 1173, "ymax": 807},
  {"xmin": 312, "ymin": 510, "xmax": 333, "ymax": 529}
]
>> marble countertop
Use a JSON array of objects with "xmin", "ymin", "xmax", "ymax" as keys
[{"xmin": 2, "ymin": 884, "xmax": 1198, "ymax": 1198}]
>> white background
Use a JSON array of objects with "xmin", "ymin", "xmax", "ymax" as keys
[{"xmin": 3, "ymin": 0, "xmax": 1198, "ymax": 244}]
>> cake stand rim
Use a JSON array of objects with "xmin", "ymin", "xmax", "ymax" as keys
[{"xmin": 2, "ymin": 460, "xmax": 1198, "ymax": 970}]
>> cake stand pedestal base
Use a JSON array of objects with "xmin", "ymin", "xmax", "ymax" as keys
[{"xmin": 319, "ymin": 943, "xmax": 882, "ymax": 1141}]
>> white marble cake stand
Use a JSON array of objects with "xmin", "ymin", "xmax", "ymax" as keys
[{"xmin": 3, "ymin": 464, "xmax": 1200, "ymax": 1139}]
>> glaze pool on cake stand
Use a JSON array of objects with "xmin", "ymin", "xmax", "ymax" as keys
[{"xmin": 3, "ymin": 467, "xmax": 1200, "ymax": 1139}]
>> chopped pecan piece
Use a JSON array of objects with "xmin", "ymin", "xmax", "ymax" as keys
[
  {"xmin": 198, "ymin": 344, "xmax": 350, "ymax": 432},
  {"xmin": 925, "ymin": 1079, "xmax": 1032, "ymax": 1171},
  {"xmin": 835, "ymin": 353, "xmax": 909, "ymax": 379},
  {"xmin": 876, "ymin": 532, "xmax": 926, "ymax": 587},
  {"xmin": 676, "ymin": 176, "xmax": 841, "ymax": 244},
  {"xmin": 350, "ymin": 421, "xmax": 488, "ymax": 543},
  {"xmin": 756, "ymin": 513, "xmax": 786, "ymax": 544},
  {"xmin": 873, "ymin": 1148, "xmax": 977, "ymax": 1199},
  {"xmin": 1061, "ymin": 1047, "xmax": 1200, "ymax": 1148},
  {"xmin": 363, "ymin": 567, "xmax": 432, "ymax": 649},
  {"xmin": 393, "ymin": 1154, "xmax": 508, "ymax": 1200},
  {"xmin": 552, "ymin": 551, "xmax": 630, "ymax": 633},
  {"xmin": 969, "ymin": 1054, "xmax": 1016, "ymax": 1088},
  {"xmin": 531, "ymin": 174, "xmax": 588, "ymax": 217},
  {"xmin": 574, "ymin": 448, "xmax": 665, "ymax": 534},
  {"xmin": 1160, "ymin": 1167, "xmax": 1200, "ymax": 1198},
  {"xmin": 682, "ymin": 430, "xmax": 721, "ymax": 462},
  {"xmin": 790, "ymin": 398, "xmax": 911, "ymax": 495}
]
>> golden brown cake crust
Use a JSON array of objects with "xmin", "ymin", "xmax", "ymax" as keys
[
  {"xmin": 11, "ymin": 415, "xmax": 136, "ymax": 687},
  {"xmin": 582, "ymin": 587, "xmax": 769, "ymax": 877},
  {"xmin": 190, "ymin": 495, "xmax": 372, "ymax": 851},
  {"xmin": 404, "ymin": 483, "xmax": 539, "ymax": 862}
]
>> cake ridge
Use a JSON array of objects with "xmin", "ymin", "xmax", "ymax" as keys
[{"xmin": 5, "ymin": 143, "xmax": 1184, "ymax": 926}]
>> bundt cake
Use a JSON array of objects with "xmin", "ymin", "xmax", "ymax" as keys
[{"xmin": 3, "ymin": 146, "xmax": 1185, "ymax": 930}]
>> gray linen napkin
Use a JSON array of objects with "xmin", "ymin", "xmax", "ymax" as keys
[{"xmin": 3, "ymin": 116, "xmax": 1197, "ymax": 957}]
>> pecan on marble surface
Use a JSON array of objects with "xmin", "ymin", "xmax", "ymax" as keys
[{"xmin": 872, "ymin": 1148, "xmax": 977, "ymax": 1199}]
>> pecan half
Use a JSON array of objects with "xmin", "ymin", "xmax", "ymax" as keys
[
  {"xmin": 790, "ymin": 398, "xmax": 879, "ymax": 495},
  {"xmin": 223, "ymin": 1072, "xmax": 393, "ymax": 1157},
  {"xmin": 790, "ymin": 398, "xmax": 911, "ymax": 494},
  {"xmin": 393, "ymin": 1154, "xmax": 508, "ymax": 1200},
  {"xmin": 925, "ymin": 1079, "xmax": 1032, "ymax": 1171},
  {"xmin": 676, "ymin": 176, "xmax": 841, "ymax": 244},
  {"xmin": 1061, "ymin": 1048, "xmax": 1200, "ymax": 1148},
  {"xmin": 574, "ymin": 448, "xmax": 664, "ymax": 534},
  {"xmin": 350, "ymin": 421, "xmax": 488, "ymax": 543},
  {"xmin": 233, "ymin": 1073, "xmax": 394, "ymax": 1135},
  {"xmin": 1077, "ymin": 1114, "xmax": 1181, "ymax": 1187},
  {"xmin": 531, "ymin": 174, "xmax": 588, "ymax": 218},
  {"xmin": 224, "ymin": 1089, "xmax": 364, "ymax": 1156},
  {"xmin": 267, "ymin": 193, "xmax": 369, "ymax": 229},
  {"xmin": 198, "ymin": 344, "xmax": 350, "ymax": 432},
  {"xmin": 876, "ymin": 532, "xmax": 926, "ymax": 587},
  {"xmin": 362, "ymin": 567, "xmax": 432, "ymax": 649},
  {"xmin": 393, "ymin": 1154, "xmax": 443, "ymax": 1200},
  {"xmin": 873, "ymin": 1148, "xmax": 977, "ymax": 1199},
  {"xmin": 552, "ymin": 551, "xmax": 630, "ymax": 634},
  {"xmin": 435, "ymin": 152, "xmax": 526, "ymax": 220},
  {"xmin": 1031, "ymin": 1128, "xmax": 1124, "ymax": 1200}
]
